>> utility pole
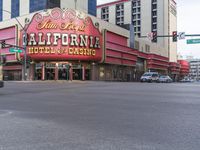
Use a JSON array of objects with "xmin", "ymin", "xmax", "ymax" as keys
[{"xmin": 74, "ymin": 0, "xmax": 77, "ymax": 10}]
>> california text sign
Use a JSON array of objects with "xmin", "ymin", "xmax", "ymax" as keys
[{"xmin": 21, "ymin": 8, "xmax": 102, "ymax": 61}]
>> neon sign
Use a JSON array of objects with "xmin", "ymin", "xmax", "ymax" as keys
[{"xmin": 21, "ymin": 8, "xmax": 102, "ymax": 61}]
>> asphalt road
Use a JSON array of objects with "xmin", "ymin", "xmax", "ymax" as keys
[{"xmin": 0, "ymin": 81, "xmax": 200, "ymax": 150}]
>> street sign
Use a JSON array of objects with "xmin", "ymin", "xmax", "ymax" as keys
[
  {"xmin": 187, "ymin": 39, "xmax": 200, "ymax": 44},
  {"xmin": 178, "ymin": 32, "xmax": 185, "ymax": 40},
  {"xmin": 9, "ymin": 48, "xmax": 23, "ymax": 53}
]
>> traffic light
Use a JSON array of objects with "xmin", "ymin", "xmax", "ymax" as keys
[
  {"xmin": 0, "ymin": 55, "xmax": 6, "ymax": 65},
  {"xmin": 172, "ymin": 31, "xmax": 177, "ymax": 42},
  {"xmin": 152, "ymin": 31, "xmax": 157, "ymax": 43},
  {"xmin": 0, "ymin": 41, "xmax": 6, "ymax": 49}
]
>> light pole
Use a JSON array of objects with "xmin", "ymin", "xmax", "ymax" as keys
[
  {"xmin": 74, "ymin": 0, "xmax": 77, "ymax": 10},
  {"xmin": 3, "ymin": 10, "xmax": 28, "ymax": 81}
]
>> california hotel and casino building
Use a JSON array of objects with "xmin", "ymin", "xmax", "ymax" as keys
[{"xmin": 0, "ymin": 0, "xmax": 189, "ymax": 81}]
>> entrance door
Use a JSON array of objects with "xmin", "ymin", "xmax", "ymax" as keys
[
  {"xmin": 72, "ymin": 64, "xmax": 82, "ymax": 80},
  {"xmin": 46, "ymin": 68, "xmax": 55, "ymax": 80},
  {"xmin": 73, "ymin": 69, "xmax": 82, "ymax": 80},
  {"xmin": 58, "ymin": 64, "xmax": 70, "ymax": 80},
  {"xmin": 45, "ymin": 63, "xmax": 55, "ymax": 80}
]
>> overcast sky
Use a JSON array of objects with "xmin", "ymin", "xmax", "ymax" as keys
[{"xmin": 97, "ymin": 0, "xmax": 200, "ymax": 59}]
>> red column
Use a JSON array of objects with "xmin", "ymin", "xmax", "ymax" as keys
[
  {"xmin": 42, "ymin": 62, "xmax": 45, "ymax": 80},
  {"xmin": 82, "ymin": 65, "xmax": 85, "ymax": 81}
]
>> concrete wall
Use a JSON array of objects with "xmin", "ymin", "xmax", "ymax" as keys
[
  {"xmin": 124, "ymin": 1, "xmax": 132, "ymax": 25},
  {"xmin": 141, "ymin": 0, "xmax": 151, "ymax": 37},
  {"xmin": 108, "ymin": 5, "xmax": 116, "ymax": 25},
  {"xmin": 61, "ymin": 0, "xmax": 88, "ymax": 14},
  {"xmin": 168, "ymin": 0, "xmax": 177, "ymax": 62},
  {"xmin": 3, "ymin": 0, "xmax": 11, "ymax": 20},
  {"xmin": 20, "ymin": 0, "xmax": 29, "ymax": 16}
]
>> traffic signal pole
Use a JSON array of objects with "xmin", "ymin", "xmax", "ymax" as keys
[{"xmin": 140, "ymin": 33, "xmax": 200, "ymax": 41}]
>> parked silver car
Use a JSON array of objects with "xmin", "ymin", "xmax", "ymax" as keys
[
  {"xmin": 140, "ymin": 72, "xmax": 159, "ymax": 82},
  {"xmin": 157, "ymin": 75, "xmax": 173, "ymax": 83}
]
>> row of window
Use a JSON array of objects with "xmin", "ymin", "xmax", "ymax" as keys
[
  {"xmin": 116, "ymin": 3, "xmax": 124, "ymax": 26},
  {"xmin": 132, "ymin": 0, "xmax": 141, "ymax": 7},
  {"xmin": 101, "ymin": 4, "xmax": 125, "ymax": 26},
  {"xmin": 151, "ymin": 0, "xmax": 158, "ymax": 40},
  {"xmin": 132, "ymin": 0, "xmax": 141, "ymax": 36},
  {"xmin": 0, "ymin": 0, "xmax": 2, "ymax": 21},
  {"xmin": 0, "ymin": 0, "xmax": 61, "ymax": 21}
]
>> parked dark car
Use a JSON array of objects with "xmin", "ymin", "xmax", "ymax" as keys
[
  {"xmin": 157, "ymin": 75, "xmax": 173, "ymax": 83},
  {"xmin": 0, "ymin": 81, "xmax": 4, "ymax": 88}
]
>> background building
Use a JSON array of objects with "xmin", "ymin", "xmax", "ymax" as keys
[
  {"xmin": 0, "ymin": 0, "xmax": 97, "ymax": 21},
  {"xmin": 0, "ymin": 0, "xmax": 189, "ymax": 81},
  {"xmin": 97, "ymin": 0, "xmax": 177, "ymax": 62},
  {"xmin": 187, "ymin": 59, "xmax": 200, "ymax": 81}
]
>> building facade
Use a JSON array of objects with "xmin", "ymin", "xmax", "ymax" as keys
[
  {"xmin": 97, "ymin": 0, "xmax": 177, "ymax": 62},
  {"xmin": 188, "ymin": 59, "xmax": 200, "ymax": 81},
  {"xmin": 0, "ymin": 1, "xmax": 189, "ymax": 81}
]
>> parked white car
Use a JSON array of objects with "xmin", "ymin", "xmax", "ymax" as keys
[
  {"xmin": 157, "ymin": 75, "xmax": 173, "ymax": 83},
  {"xmin": 140, "ymin": 72, "xmax": 159, "ymax": 82}
]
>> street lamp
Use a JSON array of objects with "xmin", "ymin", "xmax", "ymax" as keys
[{"xmin": 3, "ymin": 10, "xmax": 28, "ymax": 81}]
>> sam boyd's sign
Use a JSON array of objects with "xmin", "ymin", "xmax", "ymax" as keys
[{"xmin": 21, "ymin": 8, "xmax": 102, "ymax": 61}]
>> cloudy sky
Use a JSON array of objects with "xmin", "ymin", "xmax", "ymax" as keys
[{"xmin": 97, "ymin": 0, "xmax": 200, "ymax": 59}]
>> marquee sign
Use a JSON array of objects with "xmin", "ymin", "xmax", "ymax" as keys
[{"xmin": 21, "ymin": 8, "xmax": 102, "ymax": 61}]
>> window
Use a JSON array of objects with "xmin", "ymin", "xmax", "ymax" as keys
[
  {"xmin": 152, "ymin": 17, "xmax": 157, "ymax": 22},
  {"xmin": 116, "ymin": 3, "xmax": 124, "ymax": 10},
  {"xmin": 137, "ymin": 20, "xmax": 141, "ymax": 25},
  {"xmin": 0, "ymin": 0, "xmax": 2, "ymax": 21},
  {"xmin": 152, "ymin": 11, "xmax": 157, "ymax": 16},
  {"xmin": 47, "ymin": 0, "xmax": 60, "ymax": 9},
  {"xmin": 152, "ymin": 24, "xmax": 157, "ymax": 30},
  {"xmin": 152, "ymin": 4, "xmax": 157, "ymax": 10},
  {"xmin": 134, "ymin": 41, "xmax": 139, "ymax": 50},
  {"xmin": 137, "ymin": 1, "xmax": 141, "ymax": 6},
  {"xmin": 30, "ymin": 0, "xmax": 47, "ymax": 13},
  {"xmin": 88, "ymin": 0, "xmax": 96, "ymax": 16},
  {"xmin": 11, "ymin": 0, "xmax": 20, "ymax": 18},
  {"xmin": 133, "ymin": 2, "xmax": 136, "ymax": 7},
  {"xmin": 134, "ymin": 27, "xmax": 137, "ymax": 32},
  {"xmin": 102, "ymin": 7, "xmax": 109, "ymax": 14},
  {"xmin": 145, "ymin": 44, "xmax": 150, "ymax": 53}
]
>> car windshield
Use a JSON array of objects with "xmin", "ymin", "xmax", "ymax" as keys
[
  {"xmin": 160, "ymin": 76, "xmax": 167, "ymax": 78},
  {"xmin": 143, "ymin": 73, "xmax": 152, "ymax": 76}
]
